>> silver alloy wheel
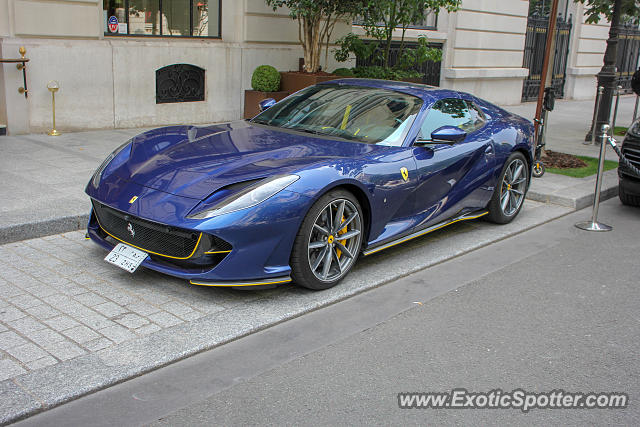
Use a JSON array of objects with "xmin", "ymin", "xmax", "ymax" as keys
[
  {"xmin": 307, "ymin": 198, "xmax": 362, "ymax": 282},
  {"xmin": 500, "ymin": 158, "xmax": 527, "ymax": 217}
]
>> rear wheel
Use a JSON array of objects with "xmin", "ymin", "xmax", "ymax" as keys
[
  {"xmin": 291, "ymin": 189, "xmax": 363, "ymax": 290},
  {"xmin": 487, "ymin": 152, "xmax": 529, "ymax": 224}
]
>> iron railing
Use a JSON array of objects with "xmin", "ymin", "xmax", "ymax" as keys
[
  {"xmin": 355, "ymin": 41, "xmax": 442, "ymax": 86},
  {"xmin": 353, "ymin": 11, "xmax": 437, "ymax": 31},
  {"xmin": 616, "ymin": 23, "xmax": 640, "ymax": 94},
  {"xmin": 521, "ymin": 13, "xmax": 572, "ymax": 102}
]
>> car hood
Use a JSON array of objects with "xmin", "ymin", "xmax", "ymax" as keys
[{"xmin": 117, "ymin": 121, "xmax": 378, "ymax": 200}]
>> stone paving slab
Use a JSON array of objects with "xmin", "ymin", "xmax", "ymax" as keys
[
  {"xmin": 0, "ymin": 199, "xmax": 572, "ymax": 424},
  {"xmin": 0, "ymin": 129, "xmax": 144, "ymax": 244}
]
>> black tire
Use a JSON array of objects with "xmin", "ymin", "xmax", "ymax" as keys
[
  {"xmin": 486, "ymin": 152, "xmax": 529, "ymax": 224},
  {"xmin": 619, "ymin": 183, "xmax": 640, "ymax": 206},
  {"xmin": 291, "ymin": 189, "xmax": 363, "ymax": 290}
]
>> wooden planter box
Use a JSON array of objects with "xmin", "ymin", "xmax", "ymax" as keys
[
  {"xmin": 243, "ymin": 90, "xmax": 290, "ymax": 119},
  {"xmin": 279, "ymin": 72, "xmax": 343, "ymax": 93}
]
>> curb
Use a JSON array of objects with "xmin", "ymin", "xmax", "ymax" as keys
[
  {"xmin": 526, "ymin": 170, "xmax": 619, "ymax": 210},
  {"xmin": 0, "ymin": 215, "xmax": 89, "ymax": 245}
]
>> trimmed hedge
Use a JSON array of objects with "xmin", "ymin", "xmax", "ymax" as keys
[
  {"xmin": 332, "ymin": 68, "xmax": 355, "ymax": 77},
  {"xmin": 251, "ymin": 65, "xmax": 281, "ymax": 92}
]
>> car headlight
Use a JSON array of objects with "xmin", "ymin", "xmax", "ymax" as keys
[
  {"xmin": 628, "ymin": 119, "xmax": 640, "ymax": 137},
  {"xmin": 91, "ymin": 141, "xmax": 132, "ymax": 188},
  {"xmin": 187, "ymin": 175, "xmax": 300, "ymax": 219}
]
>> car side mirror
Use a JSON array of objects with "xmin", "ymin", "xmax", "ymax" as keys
[
  {"xmin": 259, "ymin": 98, "xmax": 276, "ymax": 112},
  {"xmin": 430, "ymin": 126, "xmax": 467, "ymax": 144}
]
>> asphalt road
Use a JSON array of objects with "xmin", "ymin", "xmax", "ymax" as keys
[{"xmin": 19, "ymin": 198, "xmax": 640, "ymax": 426}]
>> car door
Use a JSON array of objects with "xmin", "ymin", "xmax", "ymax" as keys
[{"xmin": 410, "ymin": 97, "xmax": 495, "ymax": 229}]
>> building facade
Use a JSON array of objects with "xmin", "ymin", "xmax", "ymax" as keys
[{"xmin": 0, "ymin": 0, "xmax": 630, "ymax": 134}]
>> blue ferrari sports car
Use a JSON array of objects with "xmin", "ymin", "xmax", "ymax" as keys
[{"xmin": 86, "ymin": 79, "xmax": 534, "ymax": 290}]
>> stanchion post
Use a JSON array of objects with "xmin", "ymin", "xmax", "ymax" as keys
[
  {"xmin": 611, "ymin": 85, "xmax": 622, "ymax": 133},
  {"xmin": 584, "ymin": 86, "xmax": 604, "ymax": 145},
  {"xmin": 633, "ymin": 95, "xmax": 639, "ymax": 122},
  {"xmin": 47, "ymin": 80, "xmax": 60, "ymax": 136},
  {"xmin": 575, "ymin": 124, "xmax": 613, "ymax": 232}
]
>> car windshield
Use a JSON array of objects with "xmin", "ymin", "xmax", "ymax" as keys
[{"xmin": 251, "ymin": 84, "xmax": 423, "ymax": 146}]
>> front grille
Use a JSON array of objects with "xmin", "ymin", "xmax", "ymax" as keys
[
  {"xmin": 622, "ymin": 145, "xmax": 640, "ymax": 170},
  {"xmin": 92, "ymin": 200, "xmax": 203, "ymax": 258}
]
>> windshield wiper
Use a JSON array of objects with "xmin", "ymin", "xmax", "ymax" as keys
[
  {"xmin": 281, "ymin": 126, "xmax": 323, "ymax": 136},
  {"xmin": 250, "ymin": 118, "xmax": 272, "ymax": 126}
]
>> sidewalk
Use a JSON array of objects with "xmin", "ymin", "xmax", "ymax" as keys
[
  {"xmin": 1, "ymin": 95, "xmax": 633, "ymax": 244},
  {"xmin": 502, "ymin": 94, "xmax": 637, "ymax": 161}
]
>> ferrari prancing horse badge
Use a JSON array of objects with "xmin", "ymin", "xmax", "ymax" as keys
[{"xmin": 400, "ymin": 167, "xmax": 409, "ymax": 182}]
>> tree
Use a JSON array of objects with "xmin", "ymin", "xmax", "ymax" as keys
[
  {"xmin": 266, "ymin": 0, "xmax": 361, "ymax": 73},
  {"xmin": 574, "ymin": 0, "xmax": 640, "ymax": 23},
  {"xmin": 358, "ymin": 0, "xmax": 461, "ymax": 68}
]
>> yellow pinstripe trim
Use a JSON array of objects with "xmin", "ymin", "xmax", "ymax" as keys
[
  {"xmin": 364, "ymin": 211, "xmax": 488, "ymax": 256},
  {"xmin": 189, "ymin": 278, "xmax": 292, "ymax": 287},
  {"xmin": 94, "ymin": 213, "xmax": 203, "ymax": 260},
  {"xmin": 204, "ymin": 250, "xmax": 232, "ymax": 254}
]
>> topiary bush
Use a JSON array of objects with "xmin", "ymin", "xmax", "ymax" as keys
[
  {"xmin": 251, "ymin": 65, "xmax": 281, "ymax": 92},
  {"xmin": 332, "ymin": 68, "xmax": 354, "ymax": 77}
]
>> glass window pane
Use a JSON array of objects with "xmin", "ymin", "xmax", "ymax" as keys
[
  {"xmin": 164, "ymin": 0, "xmax": 190, "ymax": 36},
  {"xmin": 129, "ymin": 0, "xmax": 160, "ymax": 35},
  {"xmin": 104, "ymin": 0, "xmax": 126, "ymax": 34},
  {"xmin": 193, "ymin": 0, "xmax": 209, "ymax": 36},
  {"xmin": 196, "ymin": 0, "xmax": 219, "ymax": 37}
]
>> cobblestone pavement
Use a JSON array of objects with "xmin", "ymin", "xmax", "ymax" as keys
[
  {"xmin": 0, "ymin": 200, "xmax": 572, "ymax": 423},
  {"xmin": 0, "ymin": 230, "xmax": 254, "ymax": 381}
]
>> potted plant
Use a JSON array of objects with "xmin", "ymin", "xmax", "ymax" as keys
[
  {"xmin": 244, "ymin": 65, "xmax": 290, "ymax": 119},
  {"xmin": 266, "ymin": 0, "xmax": 361, "ymax": 93}
]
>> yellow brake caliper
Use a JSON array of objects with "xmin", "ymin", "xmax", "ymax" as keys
[{"xmin": 336, "ymin": 216, "xmax": 348, "ymax": 259}]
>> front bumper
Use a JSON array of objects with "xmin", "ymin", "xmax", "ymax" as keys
[
  {"xmin": 618, "ymin": 170, "xmax": 640, "ymax": 196},
  {"xmin": 619, "ymin": 134, "xmax": 640, "ymax": 196},
  {"xmin": 87, "ymin": 189, "xmax": 312, "ymax": 287}
]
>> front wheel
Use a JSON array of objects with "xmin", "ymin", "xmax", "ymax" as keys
[
  {"xmin": 290, "ymin": 189, "xmax": 363, "ymax": 290},
  {"xmin": 486, "ymin": 152, "xmax": 529, "ymax": 224},
  {"xmin": 619, "ymin": 183, "xmax": 640, "ymax": 206}
]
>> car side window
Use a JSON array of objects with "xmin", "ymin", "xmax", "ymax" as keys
[{"xmin": 419, "ymin": 98, "xmax": 483, "ymax": 140}]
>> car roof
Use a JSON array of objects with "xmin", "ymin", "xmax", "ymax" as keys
[{"xmin": 317, "ymin": 78, "xmax": 461, "ymax": 104}]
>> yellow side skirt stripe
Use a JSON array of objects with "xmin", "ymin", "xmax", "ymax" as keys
[
  {"xmin": 190, "ymin": 278, "xmax": 292, "ymax": 287},
  {"xmin": 363, "ymin": 211, "xmax": 488, "ymax": 256}
]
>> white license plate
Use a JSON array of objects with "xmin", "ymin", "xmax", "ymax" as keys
[{"xmin": 104, "ymin": 243, "xmax": 148, "ymax": 273}]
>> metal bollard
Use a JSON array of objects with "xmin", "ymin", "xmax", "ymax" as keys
[
  {"xmin": 47, "ymin": 80, "xmax": 60, "ymax": 136},
  {"xmin": 584, "ymin": 86, "xmax": 604, "ymax": 145},
  {"xmin": 611, "ymin": 85, "xmax": 622, "ymax": 134},
  {"xmin": 634, "ymin": 95, "xmax": 639, "ymax": 122},
  {"xmin": 575, "ymin": 124, "xmax": 613, "ymax": 232}
]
